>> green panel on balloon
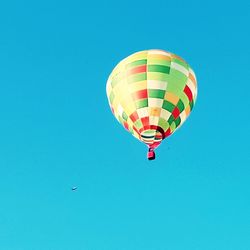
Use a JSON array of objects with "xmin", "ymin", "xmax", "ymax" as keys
[
  {"xmin": 190, "ymin": 100, "xmax": 194, "ymax": 110},
  {"xmin": 166, "ymin": 76, "xmax": 187, "ymax": 96},
  {"xmin": 168, "ymin": 115, "xmax": 175, "ymax": 125},
  {"xmin": 170, "ymin": 69, "xmax": 188, "ymax": 82},
  {"xmin": 147, "ymin": 65, "xmax": 170, "ymax": 74},
  {"xmin": 177, "ymin": 100, "xmax": 185, "ymax": 112},
  {"xmin": 162, "ymin": 100, "xmax": 175, "ymax": 112},
  {"xmin": 179, "ymin": 92, "xmax": 189, "ymax": 107},
  {"xmin": 134, "ymin": 119, "xmax": 143, "ymax": 129},
  {"xmin": 158, "ymin": 118, "xmax": 169, "ymax": 131},
  {"xmin": 170, "ymin": 122, "xmax": 176, "ymax": 131},
  {"xmin": 127, "ymin": 59, "xmax": 147, "ymax": 69},
  {"xmin": 136, "ymin": 99, "xmax": 148, "ymax": 109},
  {"xmin": 122, "ymin": 112, "xmax": 128, "ymax": 121},
  {"xmin": 148, "ymin": 89, "xmax": 165, "ymax": 99},
  {"xmin": 127, "ymin": 73, "xmax": 147, "ymax": 83},
  {"xmin": 174, "ymin": 117, "xmax": 181, "ymax": 127}
]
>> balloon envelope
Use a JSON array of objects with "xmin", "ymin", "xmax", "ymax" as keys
[{"xmin": 106, "ymin": 49, "xmax": 197, "ymax": 159}]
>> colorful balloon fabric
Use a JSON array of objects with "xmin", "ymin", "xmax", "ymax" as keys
[{"xmin": 106, "ymin": 49, "xmax": 197, "ymax": 160}]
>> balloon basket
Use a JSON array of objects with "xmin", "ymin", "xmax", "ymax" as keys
[{"xmin": 147, "ymin": 149, "xmax": 155, "ymax": 160}]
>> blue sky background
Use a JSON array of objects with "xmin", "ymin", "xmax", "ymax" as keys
[{"xmin": 0, "ymin": 0, "xmax": 250, "ymax": 249}]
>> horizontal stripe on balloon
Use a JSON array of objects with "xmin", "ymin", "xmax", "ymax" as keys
[
  {"xmin": 132, "ymin": 89, "xmax": 148, "ymax": 99},
  {"xmin": 127, "ymin": 65, "xmax": 147, "ymax": 75},
  {"xmin": 147, "ymin": 65, "xmax": 170, "ymax": 74},
  {"xmin": 126, "ymin": 59, "xmax": 147, "ymax": 69}
]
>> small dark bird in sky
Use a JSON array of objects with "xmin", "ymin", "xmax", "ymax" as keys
[{"xmin": 71, "ymin": 187, "xmax": 77, "ymax": 191}]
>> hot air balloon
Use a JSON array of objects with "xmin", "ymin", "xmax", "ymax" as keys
[{"xmin": 106, "ymin": 49, "xmax": 197, "ymax": 160}]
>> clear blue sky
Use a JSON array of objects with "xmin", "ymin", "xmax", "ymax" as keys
[{"xmin": 0, "ymin": 0, "xmax": 249, "ymax": 249}]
